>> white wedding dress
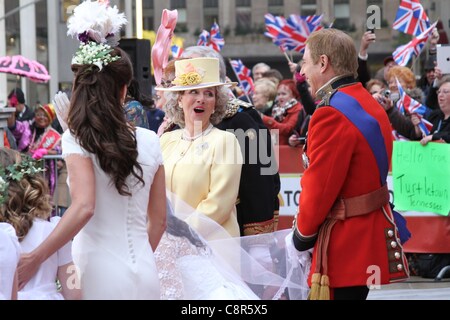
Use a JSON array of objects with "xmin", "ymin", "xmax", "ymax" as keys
[
  {"xmin": 0, "ymin": 223, "xmax": 20, "ymax": 300},
  {"xmin": 62, "ymin": 128, "xmax": 162, "ymax": 300},
  {"xmin": 156, "ymin": 196, "xmax": 310, "ymax": 300},
  {"xmin": 178, "ymin": 254, "xmax": 260, "ymax": 300},
  {"xmin": 155, "ymin": 232, "xmax": 259, "ymax": 300}
]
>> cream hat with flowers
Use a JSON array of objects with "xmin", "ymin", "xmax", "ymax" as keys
[{"xmin": 157, "ymin": 57, "xmax": 236, "ymax": 91}]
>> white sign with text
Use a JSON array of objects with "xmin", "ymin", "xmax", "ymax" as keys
[{"xmin": 279, "ymin": 174, "xmax": 439, "ymax": 217}]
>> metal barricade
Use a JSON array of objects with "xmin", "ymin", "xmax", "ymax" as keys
[{"xmin": 42, "ymin": 154, "xmax": 71, "ymax": 217}]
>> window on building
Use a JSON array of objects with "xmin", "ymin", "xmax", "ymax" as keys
[
  {"xmin": 170, "ymin": 0, "xmax": 187, "ymax": 32},
  {"xmin": 170, "ymin": 0, "xmax": 186, "ymax": 8},
  {"xmin": 142, "ymin": 0, "xmax": 154, "ymax": 30},
  {"xmin": 5, "ymin": 0, "xmax": 20, "ymax": 55},
  {"xmin": 203, "ymin": 1, "xmax": 220, "ymax": 35},
  {"xmin": 235, "ymin": 0, "xmax": 251, "ymax": 34},
  {"xmin": 204, "ymin": 0, "xmax": 218, "ymax": 8},
  {"xmin": 143, "ymin": 0, "xmax": 154, "ymax": 8},
  {"xmin": 367, "ymin": 0, "xmax": 382, "ymax": 6},
  {"xmin": 204, "ymin": 13, "xmax": 219, "ymax": 30},
  {"xmin": 334, "ymin": 0, "xmax": 351, "ymax": 30},
  {"xmin": 236, "ymin": 0, "xmax": 251, "ymax": 7},
  {"xmin": 36, "ymin": 0, "xmax": 48, "ymax": 65},
  {"xmin": 268, "ymin": 0, "xmax": 284, "ymax": 15},
  {"xmin": 269, "ymin": 0, "xmax": 283, "ymax": 5},
  {"xmin": 301, "ymin": 0, "xmax": 317, "ymax": 16}
]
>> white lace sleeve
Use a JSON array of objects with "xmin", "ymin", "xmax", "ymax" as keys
[
  {"xmin": 61, "ymin": 131, "xmax": 90, "ymax": 159},
  {"xmin": 155, "ymin": 233, "xmax": 200, "ymax": 300}
]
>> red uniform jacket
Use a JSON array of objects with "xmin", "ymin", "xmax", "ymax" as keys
[{"xmin": 294, "ymin": 79, "xmax": 409, "ymax": 288}]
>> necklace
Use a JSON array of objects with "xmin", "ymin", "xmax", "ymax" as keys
[{"xmin": 182, "ymin": 124, "xmax": 214, "ymax": 141}]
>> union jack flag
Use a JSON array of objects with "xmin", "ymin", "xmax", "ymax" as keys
[
  {"xmin": 265, "ymin": 14, "xmax": 322, "ymax": 53},
  {"xmin": 171, "ymin": 45, "xmax": 183, "ymax": 59},
  {"xmin": 264, "ymin": 14, "xmax": 291, "ymax": 52},
  {"xmin": 392, "ymin": 21, "xmax": 437, "ymax": 66},
  {"xmin": 229, "ymin": 59, "xmax": 254, "ymax": 96},
  {"xmin": 209, "ymin": 22, "xmax": 225, "ymax": 52},
  {"xmin": 196, "ymin": 23, "xmax": 225, "ymax": 52},
  {"xmin": 197, "ymin": 30, "xmax": 210, "ymax": 46},
  {"xmin": 393, "ymin": 0, "xmax": 430, "ymax": 37},
  {"xmin": 395, "ymin": 78, "xmax": 433, "ymax": 135},
  {"xmin": 286, "ymin": 14, "xmax": 323, "ymax": 52},
  {"xmin": 289, "ymin": 14, "xmax": 323, "ymax": 32},
  {"xmin": 304, "ymin": 14, "xmax": 324, "ymax": 26}
]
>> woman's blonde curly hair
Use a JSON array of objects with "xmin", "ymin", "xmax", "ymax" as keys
[{"xmin": 163, "ymin": 85, "xmax": 230, "ymax": 128}]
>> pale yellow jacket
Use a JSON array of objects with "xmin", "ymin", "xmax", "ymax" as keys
[{"xmin": 160, "ymin": 127, "xmax": 243, "ymax": 238}]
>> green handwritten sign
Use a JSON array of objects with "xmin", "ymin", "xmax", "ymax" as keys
[{"xmin": 392, "ymin": 141, "xmax": 450, "ymax": 216}]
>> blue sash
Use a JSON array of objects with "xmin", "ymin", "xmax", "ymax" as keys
[
  {"xmin": 330, "ymin": 91, "xmax": 388, "ymax": 185},
  {"xmin": 330, "ymin": 91, "xmax": 410, "ymax": 243}
]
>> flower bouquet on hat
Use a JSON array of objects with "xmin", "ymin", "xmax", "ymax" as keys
[{"xmin": 157, "ymin": 57, "xmax": 237, "ymax": 91}]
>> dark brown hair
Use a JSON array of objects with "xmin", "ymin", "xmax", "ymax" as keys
[{"xmin": 68, "ymin": 47, "xmax": 144, "ymax": 196}]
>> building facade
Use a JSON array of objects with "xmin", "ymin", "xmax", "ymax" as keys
[{"xmin": 1, "ymin": 0, "xmax": 448, "ymax": 107}]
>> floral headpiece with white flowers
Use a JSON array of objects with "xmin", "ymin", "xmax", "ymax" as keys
[
  {"xmin": 67, "ymin": 0, "xmax": 127, "ymax": 71},
  {"xmin": 72, "ymin": 41, "xmax": 119, "ymax": 71},
  {"xmin": 0, "ymin": 156, "xmax": 45, "ymax": 208},
  {"xmin": 172, "ymin": 63, "xmax": 206, "ymax": 87}
]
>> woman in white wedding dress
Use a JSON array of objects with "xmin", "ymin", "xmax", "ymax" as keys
[{"xmin": 17, "ymin": 2, "xmax": 166, "ymax": 299}]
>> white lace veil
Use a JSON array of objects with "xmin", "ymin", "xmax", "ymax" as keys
[{"xmin": 165, "ymin": 191, "xmax": 310, "ymax": 300}]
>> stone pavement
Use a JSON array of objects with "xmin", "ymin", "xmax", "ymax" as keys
[{"xmin": 367, "ymin": 276, "xmax": 450, "ymax": 300}]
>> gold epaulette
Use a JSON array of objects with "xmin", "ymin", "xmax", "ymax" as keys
[
  {"xmin": 225, "ymin": 98, "xmax": 254, "ymax": 119},
  {"xmin": 316, "ymin": 87, "xmax": 337, "ymax": 109},
  {"xmin": 235, "ymin": 100, "xmax": 253, "ymax": 109}
]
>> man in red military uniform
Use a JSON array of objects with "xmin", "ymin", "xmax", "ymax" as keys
[{"xmin": 293, "ymin": 28, "xmax": 409, "ymax": 300}]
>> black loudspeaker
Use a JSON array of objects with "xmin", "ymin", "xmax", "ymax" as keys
[{"xmin": 119, "ymin": 38, "xmax": 152, "ymax": 96}]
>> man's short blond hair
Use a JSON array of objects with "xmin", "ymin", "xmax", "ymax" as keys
[{"xmin": 306, "ymin": 28, "xmax": 358, "ymax": 77}]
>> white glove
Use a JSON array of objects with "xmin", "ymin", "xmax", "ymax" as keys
[
  {"xmin": 52, "ymin": 91, "xmax": 70, "ymax": 132},
  {"xmin": 248, "ymin": 244, "xmax": 273, "ymax": 271}
]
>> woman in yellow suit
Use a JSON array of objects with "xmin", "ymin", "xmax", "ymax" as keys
[{"xmin": 159, "ymin": 57, "xmax": 242, "ymax": 238}]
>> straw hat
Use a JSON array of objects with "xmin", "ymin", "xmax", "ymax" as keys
[{"xmin": 157, "ymin": 57, "xmax": 236, "ymax": 91}]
